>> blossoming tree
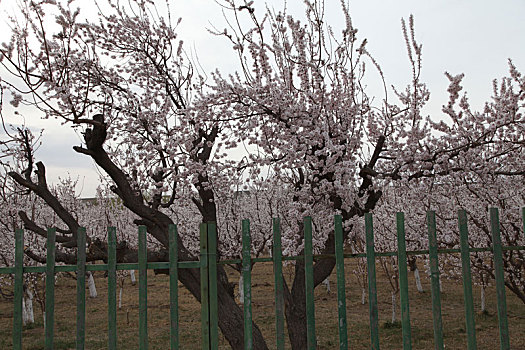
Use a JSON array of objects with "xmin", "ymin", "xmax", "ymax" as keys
[{"xmin": 1, "ymin": 0, "xmax": 524, "ymax": 349}]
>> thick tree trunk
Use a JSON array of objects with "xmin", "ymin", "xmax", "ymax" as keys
[
  {"xmin": 284, "ymin": 238, "xmax": 336, "ymax": 350},
  {"xmin": 178, "ymin": 266, "xmax": 268, "ymax": 349}
]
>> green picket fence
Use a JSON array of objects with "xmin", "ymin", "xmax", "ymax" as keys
[{"xmin": 1, "ymin": 208, "xmax": 524, "ymax": 349}]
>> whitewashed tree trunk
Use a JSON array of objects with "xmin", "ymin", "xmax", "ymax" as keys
[
  {"xmin": 322, "ymin": 278, "xmax": 330, "ymax": 293},
  {"xmin": 22, "ymin": 297, "xmax": 28, "ymax": 326},
  {"xmin": 43, "ymin": 311, "xmax": 46, "ymax": 329},
  {"xmin": 22, "ymin": 289, "xmax": 34, "ymax": 325},
  {"xmin": 481, "ymin": 285, "xmax": 486, "ymax": 312},
  {"xmin": 414, "ymin": 268, "xmax": 424, "ymax": 293},
  {"xmin": 238, "ymin": 274, "xmax": 244, "ymax": 304},
  {"xmin": 130, "ymin": 270, "xmax": 136, "ymax": 286},
  {"xmin": 119, "ymin": 285, "xmax": 123, "ymax": 309},
  {"xmin": 361, "ymin": 288, "xmax": 366, "ymax": 305},
  {"xmin": 87, "ymin": 272, "xmax": 97, "ymax": 298},
  {"xmin": 391, "ymin": 292, "xmax": 396, "ymax": 323},
  {"xmin": 439, "ymin": 279, "xmax": 442, "ymax": 292}
]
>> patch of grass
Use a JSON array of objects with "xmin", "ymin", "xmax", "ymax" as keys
[{"xmin": 1, "ymin": 260, "xmax": 524, "ymax": 349}]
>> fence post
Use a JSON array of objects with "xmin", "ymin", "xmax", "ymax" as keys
[
  {"xmin": 45, "ymin": 228, "xmax": 56, "ymax": 350},
  {"xmin": 76, "ymin": 227, "xmax": 87, "ymax": 350},
  {"xmin": 396, "ymin": 212, "xmax": 412, "ymax": 350},
  {"xmin": 489, "ymin": 208, "xmax": 510, "ymax": 350},
  {"xmin": 426, "ymin": 211, "xmax": 444, "ymax": 350},
  {"xmin": 241, "ymin": 219, "xmax": 253, "ymax": 349},
  {"xmin": 13, "ymin": 229, "xmax": 24, "ymax": 350},
  {"xmin": 334, "ymin": 215, "xmax": 348, "ymax": 350},
  {"xmin": 207, "ymin": 222, "xmax": 219, "ymax": 349},
  {"xmin": 272, "ymin": 218, "xmax": 285, "ymax": 350},
  {"xmin": 199, "ymin": 223, "xmax": 210, "ymax": 350},
  {"xmin": 458, "ymin": 210, "xmax": 477, "ymax": 350},
  {"xmin": 365, "ymin": 213, "xmax": 380, "ymax": 350},
  {"xmin": 304, "ymin": 216, "xmax": 316, "ymax": 350},
  {"xmin": 108, "ymin": 227, "xmax": 117, "ymax": 350},
  {"xmin": 138, "ymin": 225, "xmax": 148, "ymax": 350},
  {"xmin": 169, "ymin": 224, "xmax": 179, "ymax": 350}
]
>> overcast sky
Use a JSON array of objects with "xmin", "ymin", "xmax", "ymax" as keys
[{"xmin": 1, "ymin": 0, "xmax": 524, "ymax": 197}]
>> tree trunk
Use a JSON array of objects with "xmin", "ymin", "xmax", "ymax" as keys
[
  {"xmin": 87, "ymin": 272, "xmax": 97, "ymax": 298},
  {"xmin": 130, "ymin": 270, "xmax": 136, "ymax": 285},
  {"xmin": 22, "ymin": 297, "xmax": 28, "ymax": 326},
  {"xmin": 391, "ymin": 291, "xmax": 397, "ymax": 323},
  {"xmin": 238, "ymin": 274, "xmax": 244, "ymax": 304},
  {"xmin": 481, "ymin": 285, "xmax": 486, "ymax": 312},
  {"xmin": 284, "ymin": 249, "xmax": 336, "ymax": 350},
  {"xmin": 414, "ymin": 267, "xmax": 423, "ymax": 293},
  {"xmin": 119, "ymin": 285, "xmax": 123, "ymax": 310},
  {"xmin": 322, "ymin": 278, "xmax": 330, "ymax": 294},
  {"xmin": 361, "ymin": 287, "xmax": 366, "ymax": 305},
  {"xmin": 23, "ymin": 288, "xmax": 34, "ymax": 325},
  {"xmin": 178, "ymin": 266, "xmax": 268, "ymax": 349}
]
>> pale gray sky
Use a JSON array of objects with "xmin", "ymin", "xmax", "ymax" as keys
[{"xmin": 1, "ymin": 0, "xmax": 524, "ymax": 197}]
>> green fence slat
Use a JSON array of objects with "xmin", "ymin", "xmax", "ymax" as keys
[
  {"xmin": 138, "ymin": 225, "xmax": 148, "ymax": 350},
  {"xmin": 45, "ymin": 228, "xmax": 56, "ymax": 350},
  {"xmin": 242, "ymin": 219, "xmax": 253, "ymax": 349},
  {"xmin": 272, "ymin": 218, "xmax": 285, "ymax": 350},
  {"xmin": 207, "ymin": 222, "xmax": 219, "ymax": 349},
  {"xmin": 76, "ymin": 227, "xmax": 87, "ymax": 350},
  {"xmin": 13, "ymin": 229, "xmax": 23, "ymax": 350},
  {"xmin": 458, "ymin": 210, "xmax": 477, "ymax": 350},
  {"xmin": 334, "ymin": 215, "xmax": 348, "ymax": 350},
  {"xmin": 169, "ymin": 224, "xmax": 179, "ymax": 350},
  {"xmin": 489, "ymin": 208, "xmax": 510, "ymax": 350},
  {"xmin": 396, "ymin": 212, "xmax": 412, "ymax": 350},
  {"xmin": 200, "ymin": 223, "xmax": 210, "ymax": 350},
  {"xmin": 365, "ymin": 213, "xmax": 380, "ymax": 350},
  {"xmin": 108, "ymin": 227, "xmax": 117, "ymax": 350},
  {"xmin": 304, "ymin": 216, "xmax": 316, "ymax": 350},
  {"xmin": 426, "ymin": 211, "xmax": 444, "ymax": 350}
]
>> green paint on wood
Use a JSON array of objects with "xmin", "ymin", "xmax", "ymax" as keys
[
  {"xmin": 365, "ymin": 213, "xmax": 380, "ymax": 350},
  {"xmin": 242, "ymin": 219, "xmax": 253, "ymax": 349},
  {"xmin": 207, "ymin": 222, "xmax": 219, "ymax": 349},
  {"xmin": 489, "ymin": 208, "xmax": 510, "ymax": 350},
  {"xmin": 334, "ymin": 215, "xmax": 348, "ymax": 350},
  {"xmin": 45, "ymin": 228, "xmax": 56, "ymax": 350},
  {"xmin": 138, "ymin": 225, "xmax": 148, "ymax": 349},
  {"xmin": 169, "ymin": 224, "xmax": 179, "ymax": 350},
  {"xmin": 13, "ymin": 229, "xmax": 23, "ymax": 350},
  {"xmin": 304, "ymin": 216, "xmax": 316, "ymax": 350},
  {"xmin": 272, "ymin": 218, "xmax": 285, "ymax": 350},
  {"xmin": 199, "ymin": 223, "xmax": 210, "ymax": 350},
  {"xmin": 76, "ymin": 228, "xmax": 87, "ymax": 350},
  {"xmin": 458, "ymin": 210, "xmax": 477, "ymax": 350},
  {"xmin": 107, "ymin": 227, "xmax": 117, "ymax": 350},
  {"xmin": 426, "ymin": 211, "xmax": 444, "ymax": 350},
  {"xmin": 396, "ymin": 212, "xmax": 412, "ymax": 350}
]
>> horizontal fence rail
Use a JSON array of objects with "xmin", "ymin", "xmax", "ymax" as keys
[{"xmin": 0, "ymin": 208, "xmax": 524, "ymax": 349}]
